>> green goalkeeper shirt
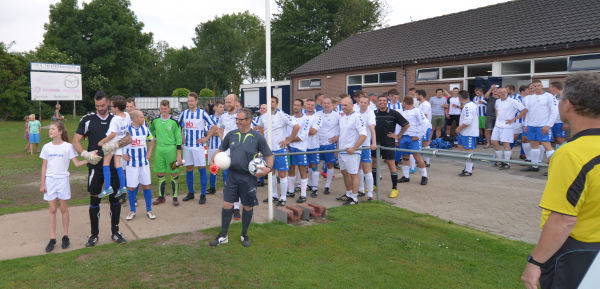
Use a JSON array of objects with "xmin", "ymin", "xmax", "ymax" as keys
[{"xmin": 149, "ymin": 115, "xmax": 182, "ymax": 148}]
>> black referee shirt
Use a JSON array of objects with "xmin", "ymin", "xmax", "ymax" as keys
[
  {"xmin": 76, "ymin": 112, "xmax": 114, "ymax": 157},
  {"xmin": 374, "ymin": 108, "xmax": 409, "ymax": 145}
]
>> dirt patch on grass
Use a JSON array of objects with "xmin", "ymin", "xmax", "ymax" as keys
[
  {"xmin": 0, "ymin": 171, "xmax": 89, "ymax": 208},
  {"xmin": 159, "ymin": 231, "xmax": 210, "ymax": 247}
]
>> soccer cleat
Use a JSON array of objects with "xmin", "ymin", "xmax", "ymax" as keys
[
  {"xmin": 85, "ymin": 235, "xmax": 99, "ymax": 247},
  {"xmin": 210, "ymin": 234, "xmax": 228, "ymax": 246},
  {"xmin": 172, "ymin": 198, "xmax": 180, "ymax": 207},
  {"xmin": 521, "ymin": 166, "xmax": 539, "ymax": 172},
  {"xmin": 389, "ymin": 189, "xmax": 399, "ymax": 198},
  {"xmin": 152, "ymin": 197, "xmax": 165, "ymax": 205},
  {"xmin": 199, "ymin": 195, "xmax": 206, "ymax": 204},
  {"xmin": 459, "ymin": 171, "xmax": 473, "ymax": 177},
  {"xmin": 398, "ymin": 176, "xmax": 410, "ymax": 183},
  {"xmin": 420, "ymin": 176, "xmax": 428, "ymax": 185},
  {"xmin": 286, "ymin": 192, "xmax": 295, "ymax": 198},
  {"xmin": 310, "ymin": 191, "xmax": 318, "ymax": 198},
  {"xmin": 98, "ymin": 187, "xmax": 114, "ymax": 198},
  {"xmin": 206, "ymin": 188, "xmax": 216, "ymax": 194},
  {"xmin": 120, "ymin": 194, "xmax": 127, "ymax": 204},
  {"xmin": 182, "ymin": 193, "xmax": 194, "ymax": 201},
  {"xmin": 233, "ymin": 209, "xmax": 241, "ymax": 220},
  {"xmin": 134, "ymin": 198, "xmax": 138, "ymax": 207},
  {"xmin": 276, "ymin": 200, "xmax": 286, "ymax": 207},
  {"xmin": 45, "ymin": 239, "xmax": 56, "ymax": 253},
  {"xmin": 499, "ymin": 163, "xmax": 511, "ymax": 170},
  {"xmin": 294, "ymin": 186, "xmax": 301, "ymax": 192},
  {"xmin": 358, "ymin": 191, "xmax": 365, "ymax": 197},
  {"xmin": 111, "ymin": 232, "xmax": 127, "ymax": 244},
  {"xmin": 367, "ymin": 197, "xmax": 373, "ymax": 201},
  {"xmin": 147, "ymin": 211, "xmax": 157, "ymax": 219},
  {"xmin": 115, "ymin": 187, "xmax": 127, "ymax": 198},
  {"xmin": 61, "ymin": 235, "xmax": 70, "ymax": 249},
  {"xmin": 296, "ymin": 196, "xmax": 307, "ymax": 203},
  {"xmin": 241, "ymin": 235, "xmax": 251, "ymax": 247},
  {"xmin": 263, "ymin": 197, "xmax": 278, "ymax": 203},
  {"xmin": 126, "ymin": 212, "xmax": 136, "ymax": 220},
  {"xmin": 336, "ymin": 194, "xmax": 351, "ymax": 201},
  {"xmin": 342, "ymin": 199, "xmax": 358, "ymax": 206},
  {"xmin": 323, "ymin": 187, "xmax": 330, "ymax": 195}
]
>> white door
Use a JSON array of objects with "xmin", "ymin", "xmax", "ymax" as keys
[{"xmin": 244, "ymin": 88, "xmax": 260, "ymax": 108}]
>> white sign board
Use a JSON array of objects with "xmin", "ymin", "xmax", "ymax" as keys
[{"xmin": 30, "ymin": 62, "xmax": 82, "ymax": 101}]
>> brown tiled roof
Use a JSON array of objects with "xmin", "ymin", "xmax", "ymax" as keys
[{"xmin": 289, "ymin": 0, "xmax": 600, "ymax": 76}]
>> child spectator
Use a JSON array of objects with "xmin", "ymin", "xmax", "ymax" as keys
[{"xmin": 28, "ymin": 114, "xmax": 41, "ymax": 155}]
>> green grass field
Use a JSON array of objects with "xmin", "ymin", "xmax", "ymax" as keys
[{"xmin": 0, "ymin": 202, "xmax": 532, "ymax": 288}]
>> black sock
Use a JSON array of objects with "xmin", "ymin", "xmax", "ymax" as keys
[
  {"xmin": 241, "ymin": 208, "xmax": 253, "ymax": 236},
  {"xmin": 220, "ymin": 208, "xmax": 234, "ymax": 236},
  {"xmin": 89, "ymin": 197, "xmax": 100, "ymax": 236},
  {"xmin": 109, "ymin": 195, "xmax": 121, "ymax": 234},
  {"xmin": 391, "ymin": 172, "xmax": 398, "ymax": 189},
  {"xmin": 371, "ymin": 168, "xmax": 377, "ymax": 185}
]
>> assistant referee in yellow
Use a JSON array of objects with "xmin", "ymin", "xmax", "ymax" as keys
[{"xmin": 522, "ymin": 72, "xmax": 600, "ymax": 289}]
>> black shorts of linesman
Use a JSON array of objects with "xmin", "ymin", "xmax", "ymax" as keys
[{"xmin": 208, "ymin": 108, "xmax": 273, "ymax": 247}]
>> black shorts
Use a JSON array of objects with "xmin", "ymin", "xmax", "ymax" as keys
[
  {"xmin": 223, "ymin": 171, "xmax": 259, "ymax": 207},
  {"xmin": 485, "ymin": 116, "xmax": 496, "ymax": 130},
  {"xmin": 540, "ymin": 237, "xmax": 600, "ymax": 289},
  {"xmin": 88, "ymin": 161, "xmax": 120, "ymax": 195},
  {"xmin": 372, "ymin": 142, "xmax": 396, "ymax": 160},
  {"xmin": 447, "ymin": 115, "xmax": 460, "ymax": 126}
]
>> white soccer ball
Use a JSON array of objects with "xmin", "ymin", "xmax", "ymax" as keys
[
  {"xmin": 214, "ymin": 152, "xmax": 231, "ymax": 169},
  {"xmin": 248, "ymin": 158, "xmax": 267, "ymax": 176}
]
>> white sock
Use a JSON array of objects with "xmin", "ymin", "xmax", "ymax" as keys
[
  {"xmin": 288, "ymin": 176, "xmax": 296, "ymax": 193},
  {"xmin": 365, "ymin": 173, "xmax": 374, "ymax": 197},
  {"xmin": 234, "ymin": 201, "xmax": 240, "ymax": 210},
  {"xmin": 326, "ymin": 168, "xmax": 334, "ymax": 188},
  {"xmin": 307, "ymin": 170, "xmax": 313, "ymax": 188},
  {"xmin": 300, "ymin": 178, "xmax": 308, "ymax": 197},
  {"xmin": 271, "ymin": 177, "xmax": 278, "ymax": 198},
  {"xmin": 503, "ymin": 151, "xmax": 512, "ymax": 160},
  {"xmin": 279, "ymin": 177, "xmax": 288, "ymax": 201},
  {"xmin": 358, "ymin": 170, "xmax": 365, "ymax": 193},
  {"xmin": 402, "ymin": 166, "xmax": 410, "ymax": 178},
  {"xmin": 420, "ymin": 168, "xmax": 427, "ymax": 177},
  {"xmin": 409, "ymin": 155, "xmax": 416, "ymax": 170},
  {"xmin": 424, "ymin": 146, "xmax": 431, "ymax": 164},
  {"xmin": 351, "ymin": 192, "xmax": 358, "ymax": 202},
  {"xmin": 312, "ymin": 171, "xmax": 320, "ymax": 190},
  {"xmin": 539, "ymin": 146, "xmax": 546, "ymax": 163},
  {"xmin": 346, "ymin": 190, "xmax": 352, "ymax": 197},
  {"xmin": 495, "ymin": 150, "xmax": 503, "ymax": 160},
  {"xmin": 530, "ymin": 148, "xmax": 540, "ymax": 166},
  {"xmin": 546, "ymin": 150, "xmax": 555, "ymax": 159},
  {"xmin": 465, "ymin": 162, "xmax": 474, "ymax": 173},
  {"xmin": 523, "ymin": 143, "xmax": 532, "ymax": 160}
]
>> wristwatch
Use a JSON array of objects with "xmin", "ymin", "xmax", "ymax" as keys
[{"xmin": 527, "ymin": 255, "xmax": 544, "ymax": 267}]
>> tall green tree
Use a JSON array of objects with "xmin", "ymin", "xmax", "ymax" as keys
[
  {"xmin": 0, "ymin": 43, "xmax": 29, "ymax": 120},
  {"xmin": 271, "ymin": 0, "xmax": 384, "ymax": 79},
  {"xmin": 194, "ymin": 12, "xmax": 265, "ymax": 94}
]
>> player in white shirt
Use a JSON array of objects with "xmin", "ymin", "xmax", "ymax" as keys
[
  {"xmin": 207, "ymin": 100, "xmax": 225, "ymax": 193},
  {"xmin": 397, "ymin": 97, "xmax": 428, "ymax": 185},
  {"xmin": 455, "ymin": 92, "xmax": 479, "ymax": 176},
  {"xmin": 337, "ymin": 97, "xmax": 367, "ymax": 205},
  {"xmin": 304, "ymin": 99, "xmax": 322, "ymax": 196},
  {"xmin": 258, "ymin": 96, "xmax": 300, "ymax": 206},
  {"xmin": 97, "ymin": 95, "xmax": 131, "ymax": 198},
  {"xmin": 40, "ymin": 121, "xmax": 88, "ymax": 252},
  {"xmin": 122, "ymin": 110, "xmax": 156, "ymax": 220},
  {"xmin": 549, "ymin": 81, "xmax": 567, "ymax": 147},
  {"xmin": 416, "ymin": 90, "xmax": 433, "ymax": 167},
  {"xmin": 506, "ymin": 85, "xmax": 524, "ymax": 148},
  {"xmin": 318, "ymin": 96, "xmax": 341, "ymax": 195},
  {"xmin": 446, "ymin": 88, "xmax": 462, "ymax": 138},
  {"xmin": 356, "ymin": 94, "xmax": 377, "ymax": 200},
  {"xmin": 179, "ymin": 92, "xmax": 217, "ymax": 204},
  {"xmin": 491, "ymin": 88, "xmax": 528, "ymax": 169},
  {"xmin": 522, "ymin": 80, "xmax": 558, "ymax": 172},
  {"xmin": 218, "ymin": 94, "xmax": 242, "ymax": 217},
  {"xmin": 287, "ymin": 99, "xmax": 311, "ymax": 203}
]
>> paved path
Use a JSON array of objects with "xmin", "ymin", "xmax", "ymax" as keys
[{"xmin": 0, "ymin": 147, "xmax": 547, "ymax": 261}]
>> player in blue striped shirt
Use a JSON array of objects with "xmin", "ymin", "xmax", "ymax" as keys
[
  {"xmin": 178, "ymin": 92, "xmax": 217, "ymax": 204},
  {"xmin": 206, "ymin": 100, "xmax": 225, "ymax": 194},
  {"xmin": 473, "ymin": 88, "xmax": 487, "ymax": 144}
]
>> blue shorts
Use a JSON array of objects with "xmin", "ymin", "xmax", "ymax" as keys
[
  {"xmin": 422, "ymin": 128, "xmax": 432, "ymax": 142},
  {"xmin": 552, "ymin": 123, "xmax": 567, "ymax": 138},
  {"xmin": 307, "ymin": 148, "xmax": 320, "ymax": 165},
  {"xmin": 457, "ymin": 134, "xmax": 477, "ymax": 150},
  {"xmin": 29, "ymin": 133, "xmax": 40, "ymax": 144},
  {"xmin": 526, "ymin": 126, "xmax": 553, "ymax": 142},
  {"xmin": 273, "ymin": 148, "xmax": 289, "ymax": 171},
  {"xmin": 319, "ymin": 143, "xmax": 337, "ymax": 165},
  {"xmin": 289, "ymin": 147, "xmax": 308, "ymax": 166},
  {"xmin": 398, "ymin": 135, "xmax": 421, "ymax": 157},
  {"xmin": 360, "ymin": 147, "xmax": 371, "ymax": 163}
]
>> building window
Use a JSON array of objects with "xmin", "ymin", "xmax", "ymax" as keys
[
  {"xmin": 569, "ymin": 54, "xmax": 600, "ymax": 71},
  {"xmin": 502, "ymin": 61, "xmax": 530, "ymax": 75},
  {"xmin": 535, "ymin": 58, "xmax": 567, "ymax": 73},
  {"xmin": 364, "ymin": 74, "xmax": 379, "ymax": 84},
  {"xmin": 467, "ymin": 64, "xmax": 492, "ymax": 77},
  {"xmin": 346, "ymin": 71, "xmax": 397, "ymax": 85},
  {"xmin": 348, "ymin": 75, "xmax": 361, "ymax": 85},
  {"xmin": 299, "ymin": 78, "xmax": 321, "ymax": 89},
  {"xmin": 417, "ymin": 68, "xmax": 439, "ymax": 81},
  {"xmin": 441, "ymin": 67, "xmax": 464, "ymax": 79},
  {"xmin": 379, "ymin": 72, "xmax": 397, "ymax": 83}
]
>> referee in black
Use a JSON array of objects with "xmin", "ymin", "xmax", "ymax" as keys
[
  {"xmin": 372, "ymin": 94, "xmax": 409, "ymax": 198},
  {"xmin": 73, "ymin": 91, "xmax": 129, "ymax": 246},
  {"xmin": 209, "ymin": 108, "xmax": 273, "ymax": 247}
]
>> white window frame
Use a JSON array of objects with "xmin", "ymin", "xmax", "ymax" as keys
[
  {"xmin": 346, "ymin": 71, "xmax": 398, "ymax": 87},
  {"xmin": 298, "ymin": 78, "xmax": 321, "ymax": 90}
]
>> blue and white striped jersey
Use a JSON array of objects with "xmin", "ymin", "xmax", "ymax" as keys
[
  {"xmin": 178, "ymin": 108, "xmax": 215, "ymax": 148},
  {"xmin": 252, "ymin": 115, "xmax": 261, "ymax": 128},
  {"xmin": 207, "ymin": 114, "xmax": 221, "ymax": 150},
  {"xmin": 508, "ymin": 94, "xmax": 523, "ymax": 124},
  {"xmin": 473, "ymin": 95, "xmax": 487, "ymax": 117},
  {"xmin": 125, "ymin": 124, "xmax": 153, "ymax": 167},
  {"xmin": 388, "ymin": 100, "xmax": 402, "ymax": 110}
]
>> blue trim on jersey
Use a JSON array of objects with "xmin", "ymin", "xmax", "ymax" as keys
[{"xmin": 473, "ymin": 96, "xmax": 487, "ymax": 117}]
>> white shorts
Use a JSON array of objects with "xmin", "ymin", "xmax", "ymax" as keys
[
  {"xmin": 183, "ymin": 146, "xmax": 206, "ymax": 167},
  {"xmin": 339, "ymin": 153, "xmax": 361, "ymax": 175},
  {"xmin": 513, "ymin": 122, "xmax": 523, "ymax": 134},
  {"xmin": 44, "ymin": 176, "xmax": 71, "ymax": 201},
  {"xmin": 107, "ymin": 139, "xmax": 123, "ymax": 156},
  {"xmin": 126, "ymin": 165, "xmax": 152, "ymax": 187},
  {"xmin": 208, "ymin": 148, "xmax": 219, "ymax": 164},
  {"xmin": 491, "ymin": 127, "xmax": 515, "ymax": 143}
]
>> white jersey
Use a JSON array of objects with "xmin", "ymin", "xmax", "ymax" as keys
[
  {"xmin": 494, "ymin": 97, "xmax": 526, "ymax": 129},
  {"xmin": 401, "ymin": 107, "xmax": 426, "ymax": 137},
  {"xmin": 258, "ymin": 109, "xmax": 298, "ymax": 151},
  {"xmin": 459, "ymin": 101, "xmax": 479, "ymax": 137},
  {"xmin": 524, "ymin": 92, "xmax": 558, "ymax": 127},
  {"xmin": 218, "ymin": 110, "xmax": 238, "ymax": 138},
  {"xmin": 353, "ymin": 103, "xmax": 360, "ymax": 113},
  {"xmin": 448, "ymin": 96, "xmax": 462, "ymax": 115},
  {"xmin": 418, "ymin": 100, "xmax": 432, "ymax": 123},
  {"xmin": 125, "ymin": 124, "xmax": 153, "ymax": 167},
  {"xmin": 305, "ymin": 112, "xmax": 322, "ymax": 149},
  {"xmin": 318, "ymin": 110, "xmax": 340, "ymax": 146},
  {"xmin": 207, "ymin": 114, "xmax": 221, "ymax": 150},
  {"xmin": 358, "ymin": 109, "xmax": 376, "ymax": 147},
  {"xmin": 107, "ymin": 112, "xmax": 131, "ymax": 141},
  {"xmin": 178, "ymin": 108, "xmax": 215, "ymax": 148},
  {"xmin": 289, "ymin": 114, "xmax": 310, "ymax": 151},
  {"xmin": 40, "ymin": 142, "xmax": 78, "ymax": 178},
  {"xmin": 339, "ymin": 111, "xmax": 367, "ymax": 155}
]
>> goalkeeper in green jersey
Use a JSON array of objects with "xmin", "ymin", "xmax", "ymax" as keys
[{"xmin": 149, "ymin": 100, "xmax": 183, "ymax": 206}]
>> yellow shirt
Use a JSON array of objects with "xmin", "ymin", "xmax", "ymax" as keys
[{"xmin": 539, "ymin": 128, "xmax": 600, "ymax": 243}]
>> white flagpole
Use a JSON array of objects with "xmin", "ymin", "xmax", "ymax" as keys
[{"xmin": 265, "ymin": 0, "xmax": 273, "ymax": 222}]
